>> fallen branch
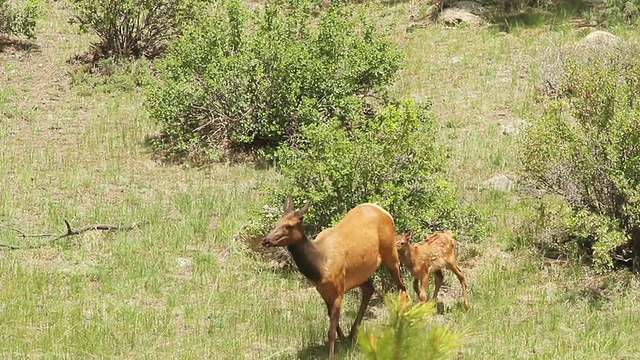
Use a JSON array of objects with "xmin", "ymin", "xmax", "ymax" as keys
[
  {"xmin": 11, "ymin": 227, "xmax": 58, "ymax": 238},
  {"xmin": 612, "ymin": 253, "xmax": 633, "ymax": 263},
  {"xmin": 0, "ymin": 242, "xmax": 21, "ymax": 250},
  {"xmin": 0, "ymin": 219, "xmax": 146, "ymax": 250}
]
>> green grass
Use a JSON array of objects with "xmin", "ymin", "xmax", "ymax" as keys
[
  {"xmin": 454, "ymin": 252, "xmax": 640, "ymax": 359},
  {"xmin": 1, "ymin": 1, "xmax": 640, "ymax": 359}
]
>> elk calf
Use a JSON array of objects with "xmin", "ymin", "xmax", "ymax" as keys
[{"xmin": 395, "ymin": 230, "xmax": 469, "ymax": 308}]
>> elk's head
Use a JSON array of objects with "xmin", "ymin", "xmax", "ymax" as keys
[
  {"xmin": 262, "ymin": 197, "xmax": 310, "ymax": 247},
  {"xmin": 395, "ymin": 230, "xmax": 414, "ymax": 249}
]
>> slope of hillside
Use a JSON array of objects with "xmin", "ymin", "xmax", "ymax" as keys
[{"xmin": 1, "ymin": 2, "xmax": 639, "ymax": 359}]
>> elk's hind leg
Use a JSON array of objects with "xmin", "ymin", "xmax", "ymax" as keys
[
  {"xmin": 380, "ymin": 248, "xmax": 407, "ymax": 293},
  {"xmin": 449, "ymin": 263, "xmax": 469, "ymax": 308},
  {"xmin": 349, "ymin": 278, "xmax": 374, "ymax": 341},
  {"xmin": 432, "ymin": 270, "xmax": 445, "ymax": 302},
  {"xmin": 412, "ymin": 278, "xmax": 420, "ymax": 299}
]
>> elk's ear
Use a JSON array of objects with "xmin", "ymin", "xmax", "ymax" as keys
[
  {"xmin": 284, "ymin": 197, "xmax": 294, "ymax": 213},
  {"xmin": 405, "ymin": 230, "xmax": 414, "ymax": 240},
  {"xmin": 296, "ymin": 201, "xmax": 311, "ymax": 217}
]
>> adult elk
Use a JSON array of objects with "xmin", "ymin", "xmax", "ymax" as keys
[{"xmin": 262, "ymin": 198, "xmax": 406, "ymax": 360}]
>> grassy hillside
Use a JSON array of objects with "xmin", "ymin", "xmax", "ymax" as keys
[{"xmin": 1, "ymin": 1, "xmax": 639, "ymax": 359}]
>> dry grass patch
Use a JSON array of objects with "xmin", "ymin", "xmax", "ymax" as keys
[{"xmin": 2, "ymin": 1, "xmax": 640, "ymax": 359}]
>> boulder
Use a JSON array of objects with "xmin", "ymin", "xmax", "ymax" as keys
[
  {"xmin": 576, "ymin": 30, "xmax": 623, "ymax": 50},
  {"xmin": 500, "ymin": 119, "xmax": 530, "ymax": 136},
  {"xmin": 451, "ymin": 0, "xmax": 487, "ymax": 15},
  {"xmin": 539, "ymin": 30, "xmax": 630, "ymax": 97},
  {"xmin": 441, "ymin": 7, "xmax": 483, "ymax": 27},
  {"xmin": 482, "ymin": 174, "xmax": 515, "ymax": 191}
]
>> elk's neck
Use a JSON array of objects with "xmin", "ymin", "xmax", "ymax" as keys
[
  {"xmin": 287, "ymin": 236, "xmax": 324, "ymax": 282},
  {"xmin": 398, "ymin": 246, "xmax": 416, "ymax": 268}
]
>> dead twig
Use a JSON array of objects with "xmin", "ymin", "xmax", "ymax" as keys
[
  {"xmin": 12, "ymin": 227, "xmax": 58, "ymax": 238},
  {"xmin": 0, "ymin": 219, "xmax": 146, "ymax": 250},
  {"xmin": 0, "ymin": 242, "xmax": 21, "ymax": 250},
  {"xmin": 612, "ymin": 253, "xmax": 633, "ymax": 263}
]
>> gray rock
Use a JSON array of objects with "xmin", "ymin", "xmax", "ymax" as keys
[
  {"xmin": 500, "ymin": 119, "xmax": 530, "ymax": 136},
  {"xmin": 482, "ymin": 174, "xmax": 515, "ymax": 191},
  {"xmin": 576, "ymin": 30, "xmax": 622, "ymax": 50},
  {"xmin": 441, "ymin": 8, "xmax": 483, "ymax": 27},
  {"xmin": 539, "ymin": 31, "xmax": 629, "ymax": 97},
  {"xmin": 452, "ymin": 1, "xmax": 486, "ymax": 15},
  {"xmin": 449, "ymin": 55, "xmax": 464, "ymax": 64}
]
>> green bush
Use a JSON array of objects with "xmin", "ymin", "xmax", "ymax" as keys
[
  {"xmin": 70, "ymin": 0, "xmax": 208, "ymax": 59},
  {"xmin": 584, "ymin": 0, "xmax": 640, "ymax": 26},
  {"xmin": 0, "ymin": 0, "xmax": 39, "ymax": 38},
  {"xmin": 358, "ymin": 294, "xmax": 460, "ymax": 360},
  {"xmin": 145, "ymin": 0, "xmax": 401, "ymax": 162},
  {"xmin": 495, "ymin": 0, "xmax": 555, "ymax": 12},
  {"xmin": 520, "ymin": 48, "xmax": 640, "ymax": 271},
  {"xmin": 246, "ymin": 101, "xmax": 489, "ymax": 242}
]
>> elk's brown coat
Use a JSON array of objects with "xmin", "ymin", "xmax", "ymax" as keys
[
  {"xmin": 395, "ymin": 230, "xmax": 469, "ymax": 308},
  {"xmin": 263, "ymin": 198, "xmax": 406, "ymax": 360}
]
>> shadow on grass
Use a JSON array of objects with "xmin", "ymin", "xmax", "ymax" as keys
[
  {"xmin": 143, "ymin": 131, "xmax": 275, "ymax": 170},
  {"xmin": 297, "ymin": 339, "xmax": 355, "ymax": 360},
  {"xmin": 295, "ymin": 297, "xmax": 387, "ymax": 359},
  {"xmin": 0, "ymin": 36, "xmax": 38, "ymax": 53},
  {"xmin": 261, "ymin": 266, "xmax": 391, "ymax": 358},
  {"xmin": 490, "ymin": 0, "xmax": 590, "ymax": 32}
]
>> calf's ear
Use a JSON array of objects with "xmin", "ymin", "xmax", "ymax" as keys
[{"xmin": 405, "ymin": 229, "xmax": 414, "ymax": 240}]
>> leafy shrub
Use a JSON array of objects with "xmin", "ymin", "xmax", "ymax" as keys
[
  {"xmin": 70, "ymin": 0, "xmax": 208, "ymax": 59},
  {"xmin": 518, "ymin": 198, "xmax": 628, "ymax": 268},
  {"xmin": 358, "ymin": 293, "xmax": 460, "ymax": 360},
  {"xmin": 246, "ymin": 101, "xmax": 489, "ymax": 242},
  {"xmin": 145, "ymin": 0, "xmax": 401, "ymax": 162},
  {"xmin": 495, "ymin": 0, "xmax": 555, "ymax": 12},
  {"xmin": 520, "ymin": 47, "xmax": 640, "ymax": 271},
  {"xmin": 0, "ymin": 0, "xmax": 39, "ymax": 38},
  {"xmin": 584, "ymin": 0, "xmax": 640, "ymax": 26}
]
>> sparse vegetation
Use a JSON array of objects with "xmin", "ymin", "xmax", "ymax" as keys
[{"xmin": 2, "ymin": 1, "xmax": 640, "ymax": 359}]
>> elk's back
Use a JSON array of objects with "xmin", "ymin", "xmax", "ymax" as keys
[{"xmin": 317, "ymin": 203, "xmax": 395, "ymax": 291}]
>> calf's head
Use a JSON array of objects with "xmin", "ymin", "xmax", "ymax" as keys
[{"xmin": 395, "ymin": 230, "xmax": 414, "ymax": 249}]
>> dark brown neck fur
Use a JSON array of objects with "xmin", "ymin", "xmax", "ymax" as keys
[{"xmin": 287, "ymin": 236, "xmax": 324, "ymax": 282}]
